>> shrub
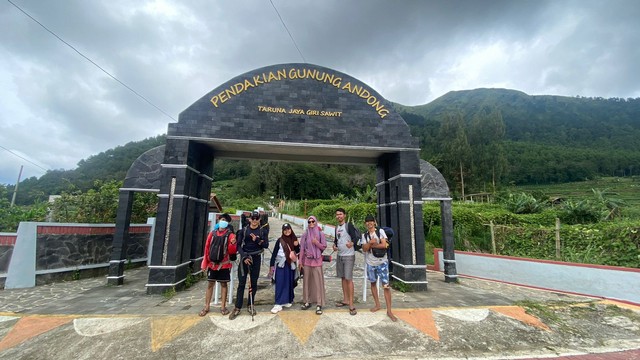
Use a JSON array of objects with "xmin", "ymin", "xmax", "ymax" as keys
[{"xmin": 501, "ymin": 192, "xmax": 547, "ymax": 214}]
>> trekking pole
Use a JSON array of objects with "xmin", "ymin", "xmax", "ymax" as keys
[{"xmin": 247, "ymin": 257, "xmax": 255, "ymax": 322}]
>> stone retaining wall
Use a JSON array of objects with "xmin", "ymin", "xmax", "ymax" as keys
[
  {"xmin": 36, "ymin": 233, "xmax": 148, "ymax": 270},
  {"xmin": 0, "ymin": 245, "xmax": 13, "ymax": 274},
  {"xmin": 5, "ymin": 222, "xmax": 152, "ymax": 289}
]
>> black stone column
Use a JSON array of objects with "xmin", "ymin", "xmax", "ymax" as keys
[
  {"xmin": 146, "ymin": 139, "xmax": 203, "ymax": 294},
  {"xmin": 377, "ymin": 151, "xmax": 427, "ymax": 290},
  {"xmin": 189, "ymin": 161, "xmax": 213, "ymax": 276},
  {"xmin": 440, "ymin": 200, "xmax": 458, "ymax": 282},
  {"xmin": 108, "ymin": 190, "xmax": 134, "ymax": 285}
]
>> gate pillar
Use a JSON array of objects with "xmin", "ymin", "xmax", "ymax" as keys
[
  {"xmin": 146, "ymin": 139, "xmax": 213, "ymax": 294},
  {"xmin": 377, "ymin": 150, "xmax": 427, "ymax": 290}
]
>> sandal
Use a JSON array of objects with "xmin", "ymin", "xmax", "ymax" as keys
[
  {"xmin": 229, "ymin": 307, "xmax": 241, "ymax": 320},
  {"xmin": 198, "ymin": 308, "xmax": 210, "ymax": 317},
  {"xmin": 349, "ymin": 307, "xmax": 357, "ymax": 316},
  {"xmin": 220, "ymin": 308, "xmax": 230, "ymax": 315},
  {"xmin": 335, "ymin": 301, "xmax": 348, "ymax": 307},
  {"xmin": 315, "ymin": 306, "xmax": 323, "ymax": 315},
  {"xmin": 301, "ymin": 303, "xmax": 311, "ymax": 310}
]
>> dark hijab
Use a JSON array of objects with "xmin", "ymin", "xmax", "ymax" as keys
[{"xmin": 279, "ymin": 225, "xmax": 298, "ymax": 264}]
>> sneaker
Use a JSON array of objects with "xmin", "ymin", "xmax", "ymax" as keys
[
  {"xmin": 248, "ymin": 305, "xmax": 257, "ymax": 316},
  {"xmin": 271, "ymin": 305, "xmax": 283, "ymax": 314},
  {"xmin": 229, "ymin": 307, "xmax": 241, "ymax": 320},
  {"xmin": 283, "ymin": 303, "xmax": 292, "ymax": 308}
]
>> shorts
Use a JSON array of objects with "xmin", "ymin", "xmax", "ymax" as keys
[
  {"xmin": 366, "ymin": 261, "xmax": 390, "ymax": 287},
  {"xmin": 207, "ymin": 268, "xmax": 231, "ymax": 282},
  {"xmin": 336, "ymin": 255, "xmax": 355, "ymax": 280}
]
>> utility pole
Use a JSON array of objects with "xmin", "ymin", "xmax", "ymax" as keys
[{"xmin": 10, "ymin": 165, "xmax": 23, "ymax": 207}]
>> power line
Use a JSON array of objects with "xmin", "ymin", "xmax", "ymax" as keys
[
  {"xmin": 269, "ymin": 0, "xmax": 306, "ymax": 63},
  {"xmin": 7, "ymin": 0, "xmax": 177, "ymax": 122},
  {"xmin": 0, "ymin": 145, "xmax": 49, "ymax": 172}
]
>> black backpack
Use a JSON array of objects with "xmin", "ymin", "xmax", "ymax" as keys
[
  {"xmin": 363, "ymin": 226, "xmax": 393, "ymax": 258},
  {"xmin": 381, "ymin": 226, "xmax": 394, "ymax": 241},
  {"xmin": 209, "ymin": 230, "xmax": 231, "ymax": 263}
]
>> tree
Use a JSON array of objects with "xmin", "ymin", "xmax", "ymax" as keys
[
  {"xmin": 468, "ymin": 107, "xmax": 507, "ymax": 192},
  {"xmin": 50, "ymin": 180, "xmax": 157, "ymax": 224},
  {"xmin": 0, "ymin": 184, "xmax": 48, "ymax": 231},
  {"xmin": 437, "ymin": 113, "xmax": 471, "ymax": 198}
]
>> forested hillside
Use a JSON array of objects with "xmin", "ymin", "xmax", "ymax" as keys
[
  {"xmin": 5, "ymin": 88, "xmax": 640, "ymax": 205},
  {"xmin": 398, "ymin": 89, "xmax": 640, "ymax": 192},
  {"xmin": 7, "ymin": 135, "xmax": 166, "ymax": 205}
]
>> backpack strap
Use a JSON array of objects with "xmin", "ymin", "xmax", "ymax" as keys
[
  {"xmin": 279, "ymin": 238, "xmax": 289, "ymax": 253},
  {"xmin": 365, "ymin": 227, "xmax": 384, "ymax": 245},
  {"xmin": 364, "ymin": 228, "xmax": 381, "ymax": 244},
  {"xmin": 348, "ymin": 223, "xmax": 361, "ymax": 251}
]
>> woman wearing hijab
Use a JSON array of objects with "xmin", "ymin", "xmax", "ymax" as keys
[
  {"xmin": 299, "ymin": 215, "xmax": 327, "ymax": 315},
  {"xmin": 269, "ymin": 223, "xmax": 300, "ymax": 314}
]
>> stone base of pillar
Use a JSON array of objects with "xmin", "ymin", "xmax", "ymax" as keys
[
  {"xmin": 390, "ymin": 262, "xmax": 428, "ymax": 291},
  {"xmin": 444, "ymin": 260, "xmax": 459, "ymax": 283},
  {"xmin": 107, "ymin": 260, "xmax": 125, "ymax": 286},
  {"xmin": 145, "ymin": 262, "xmax": 190, "ymax": 295}
]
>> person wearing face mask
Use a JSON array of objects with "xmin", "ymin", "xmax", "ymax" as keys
[{"xmin": 199, "ymin": 214, "xmax": 237, "ymax": 316}]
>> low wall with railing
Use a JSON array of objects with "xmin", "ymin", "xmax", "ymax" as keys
[
  {"xmin": 434, "ymin": 248, "xmax": 640, "ymax": 305},
  {"xmin": 3, "ymin": 222, "xmax": 152, "ymax": 289}
]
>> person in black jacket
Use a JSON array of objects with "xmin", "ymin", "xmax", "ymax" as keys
[{"xmin": 229, "ymin": 211, "xmax": 269, "ymax": 320}]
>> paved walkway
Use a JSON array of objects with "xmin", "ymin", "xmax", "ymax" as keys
[{"xmin": 0, "ymin": 217, "xmax": 639, "ymax": 359}]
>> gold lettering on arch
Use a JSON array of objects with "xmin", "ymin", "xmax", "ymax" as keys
[{"xmin": 209, "ymin": 67, "xmax": 389, "ymax": 119}]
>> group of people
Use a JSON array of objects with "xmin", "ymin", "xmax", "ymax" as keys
[{"xmin": 199, "ymin": 208, "xmax": 397, "ymax": 322}]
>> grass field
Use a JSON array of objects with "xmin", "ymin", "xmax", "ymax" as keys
[{"xmin": 509, "ymin": 176, "xmax": 640, "ymax": 218}]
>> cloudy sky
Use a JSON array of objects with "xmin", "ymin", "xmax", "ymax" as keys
[{"xmin": 1, "ymin": 0, "xmax": 639, "ymax": 185}]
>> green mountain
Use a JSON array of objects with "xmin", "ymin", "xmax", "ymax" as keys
[
  {"xmin": 397, "ymin": 89, "xmax": 640, "ymax": 187},
  {"xmin": 6, "ymin": 88, "xmax": 640, "ymax": 204},
  {"xmin": 398, "ymin": 88, "xmax": 640, "ymax": 151}
]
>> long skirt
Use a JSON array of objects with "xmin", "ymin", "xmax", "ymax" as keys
[
  {"xmin": 274, "ymin": 264, "xmax": 295, "ymax": 305},
  {"xmin": 302, "ymin": 265, "xmax": 326, "ymax": 306}
]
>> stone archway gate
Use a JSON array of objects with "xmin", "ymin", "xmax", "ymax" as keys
[{"xmin": 109, "ymin": 63, "xmax": 430, "ymax": 293}]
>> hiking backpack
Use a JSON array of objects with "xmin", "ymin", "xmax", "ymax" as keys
[
  {"xmin": 381, "ymin": 227, "xmax": 394, "ymax": 241},
  {"xmin": 364, "ymin": 226, "xmax": 394, "ymax": 243},
  {"xmin": 209, "ymin": 230, "xmax": 231, "ymax": 263},
  {"xmin": 363, "ymin": 226, "xmax": 394, "ymax": 258}
]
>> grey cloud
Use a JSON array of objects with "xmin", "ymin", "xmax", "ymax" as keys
[{"xmin": 1, "ymin": 0, "xmax": 640, "ymax": 184}]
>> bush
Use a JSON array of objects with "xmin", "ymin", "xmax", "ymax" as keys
[
  {"xmin": 223, "ymin": 197, "xmax": 269, "ymax": 213},
  {"xmin": 559, "ymin": 199, "xmax": 606, "ymax": 224},
  {"xmin": 501, "ymin": 192, "xmax": 547, "ymax": 214},
  {"xmin": 50, "ymin": 180, "xmax": 157, "ymax": 224},
  {"xmin": 494, "ymin": 221, "xmax": 640, "ymax": 268},
  {"xmin": 0, "ymin": 201, "xmax": 48, "ymax": 232},
  {"xmin": 422, "ymin": 202, "xmax": 561, "ymax": 253}
]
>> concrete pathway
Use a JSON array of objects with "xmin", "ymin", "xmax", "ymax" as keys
[{"xmin": 0, "ymin": 217, "xmax": 639, "ymax": 359}]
